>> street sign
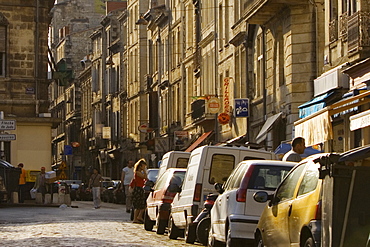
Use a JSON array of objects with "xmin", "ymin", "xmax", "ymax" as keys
[
  {"xmin": 234, "ymin": 98, "xmax": 249, "ymax": 117},
  {"xmin": 155, "ymin": 137, "xmax": 169, "ymax": 152},
  {"xmin": 0, "ymin": 134, "xmax": 16, "ymax": 141},
  {"xmin": 0, "ymin": 120, "xmax": 16, "ymax": 130},
  {"xmin": 138, "ymin": 123, "xmax": 153, "ymax": 133}
]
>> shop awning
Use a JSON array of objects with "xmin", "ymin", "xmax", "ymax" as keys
[
  {"xmin": 185, "ymin": 131, "xmax": 213, "ymax": 152},
  {"xmin": 298, "ymin": 90, "xmax": 339, "ymax": 118},
  {"xmin": 294, "ymin": 90, "xmax": 370, "ymax": 146},
  {"xmin": 256, "ymin": 113, "xmax": 283, "ymax": 143}
]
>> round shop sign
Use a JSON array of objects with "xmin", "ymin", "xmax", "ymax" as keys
[
  {"xmin": 138, "ymin": 123, "xmax": 154, "ymax": 133},
  {"xmin": 218, "ymin": 112, "xmax": 230, "ymax": 125},
  {"xmin": 208, "ymin": 97, "xmax": 220, "ymax": 114}
]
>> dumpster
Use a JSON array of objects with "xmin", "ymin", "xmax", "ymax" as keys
[
  {"xmin": 0, "ymin": 159, "xmax": 21, "ymax": 201},
  {"xmin": 319, "ymin": 145, "xmax": 370, "ymax": 247}
]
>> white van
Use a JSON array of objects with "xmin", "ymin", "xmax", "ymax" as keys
[
  {"xmin": 168, "ymin": 145, "xmax": 277, "ymax": 243},
  {"xmin": 157, "ymin": 151, "xmax": 190, "ymax": 179}
]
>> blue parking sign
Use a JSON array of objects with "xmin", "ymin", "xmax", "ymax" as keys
[
  {"xmin": 64, "ymin": 145, "xmax": 73, "ymax": 155},
  {"xmin": 234, "ymin": 98, "xmax": 249, "ymax": 117}
]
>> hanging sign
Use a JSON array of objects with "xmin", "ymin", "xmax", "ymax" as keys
[{"xmin": 234, "ymin": 98, "xmax": 249, "ymax": 117}]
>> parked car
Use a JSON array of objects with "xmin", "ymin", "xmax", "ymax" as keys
[
  {"xmin": 169, "ymin": 145, "xmax": 277, "ymax": 243},
  {"xmin": 78, "ymin": 183, "xmax": 92, "ymax": 201},
  {"xmin": 101, "ymin": 180, "xmax": 115, "ymax": 202},
  {"xmin": 144, "ymin": 168, "xmax": 186, "ymax": 234},
  {"xmin": 113, "ymin": 181, "xmax": 125, "ymax": 204},
  {"xmin": 157, "ymin": 151, "xmax": 190, "ymax": 179},
  {"xmin": 208, "ymin": 160, "xmax": 295, "ymax": 246},
  {"xmin": 254, "ymin": 154, "xmax": 325, "ymax": 247},
  {"xmin": 144, "ymin": 168, "xmax": 159, "ymax": 197}
]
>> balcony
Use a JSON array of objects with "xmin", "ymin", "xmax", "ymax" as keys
[
  {"xmin": 190, "ymin": 99, "xmax": 216, "ymax": 124},
  {"xmin": 348, "ymin": 11, "xmax": 370, "ymax": 53},
  {"xmin": 243, "ymin": 0, "xmax": 305, "ymax": 24}
]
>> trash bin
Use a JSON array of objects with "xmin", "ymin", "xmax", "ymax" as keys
[
  {"xmin": 319, "ymin": 146, "xmax": 370, "ymax": 247},
  {"xmin": 0, "ymin": 159, "xmax": 21, "ymax": 200}
]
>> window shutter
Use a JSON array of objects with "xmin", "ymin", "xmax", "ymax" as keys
[{"xmin": 0, "ymin": 26, "xmax": 5, "ymax": 52}]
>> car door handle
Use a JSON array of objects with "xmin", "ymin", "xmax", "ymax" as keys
[{"xmin": 288, "ymin": 204, "xmax": 292, "ymax": 217}]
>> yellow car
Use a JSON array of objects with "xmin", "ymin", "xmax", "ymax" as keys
[{"xmin": 254, "ymin": 154, "xmax": 323, "ymax": 247}]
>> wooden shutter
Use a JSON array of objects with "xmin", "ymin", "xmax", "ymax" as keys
[{"xmin": 0, "ymin": 26, "xmax": 5, "ymax": 52}]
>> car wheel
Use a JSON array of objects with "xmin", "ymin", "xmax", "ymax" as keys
[
  {"xmin": 185, "ymin": 223, "xmax": 197, "ymax": 243},
  {"xmin": 208, "ymin": 225, "xmax": 223, "ymax": 247},
  {"xmin": 144, "ymin": 210, "xmax": 155, "ymax": 231},
  {"xmin": 197, "ymin": 217, "xmax": 211, "ymax": 246},
  {"xmin": 156, "ymin": 218, "xmax": 167, "ymax": 235},
  {"xmin": 168, "ymin": 216, "xmax": 181, "ymax": 240},
  {"xmin": 303, "ymin": 236, "xmax": 315, "ymax": 247},
  {"xmin": 255, "ymin": 233, "xmax": 264, "ymax": 247}
]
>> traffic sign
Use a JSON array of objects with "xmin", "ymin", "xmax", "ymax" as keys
[
  {"xmin": 0, "ymin": 120, "xmax": 16, "ymax": 130},
  {"xmin": 138, "ymin": 123, "xmax": 153, "ymax": 133},
  {"xmin": 0, "ymin": 134, "xmax": 16, "ymax": 141}
]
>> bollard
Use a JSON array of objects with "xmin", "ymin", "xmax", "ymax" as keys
[
  {"xmin": 44, "ymin": 194, "xmax": 51, "ymax": 204},
  {"xmin": 58, "ymin": 194, "xmax": 65, "ymax": 204},
  {"xmin": 52, "ymin": 193, "xmax": 59, "ymax": 204},
  {"xmin": 11, "ymin": 192, "xmax": 19, "ymax": 204},
  {"xmin": 64, "ymin": 194, "xmax": 71, "ymax": 206},
  {"xmin": 35, "ymin": 193, "xmax": 43, "ymax": 204}
]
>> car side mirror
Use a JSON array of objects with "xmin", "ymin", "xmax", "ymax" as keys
[
  {"xmin": 253, "ymin": 191, "xmax": 273, "ymax": 203},
  {"xmin": 214, "ymin": 183, "xmax": 224, "ymax": 194}
]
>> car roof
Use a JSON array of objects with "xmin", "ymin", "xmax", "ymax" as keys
[{"xmin": 238, "ymin": 160, "xmax": 297, "ymax": 167}]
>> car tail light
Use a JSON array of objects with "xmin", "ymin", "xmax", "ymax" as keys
[
  {"xmin": 314, "ymin": 200, "xmax": 322, "ymax": 220},
  {"xmin": 162, "ymin": 190, "xmax": 176, "ymax": 204},
  {"xmin": 236, "ymin": 166, "xmax": 255, "ymax": 202},
  {"xmin": 194, "ymin": 183, "xmax": 202, "ymax": 202}
]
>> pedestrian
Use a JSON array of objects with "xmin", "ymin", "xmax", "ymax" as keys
[
  {"xmin": 282, "ymin": 137, "xmax": 306, "ymax": 162},
  {"xmin": 120, "ymin": 160, "xmax": 134, "ymax": 213},
  {"xmin": 33, "ymin": 167, "xmax": 47, "ymax": 201},
  {"xmin": 131, "ymin": 158, "xmax": 147, "ymax": 224},
  {"xmin": 88, "ymin": 168, "xmax": 103, "ymax": 209},
  {"xmin": 18, "ymin": 163, "xmax": 26, "ymax": 203}
]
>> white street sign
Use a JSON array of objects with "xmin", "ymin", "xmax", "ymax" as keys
[
  {"xmin": 0, "ymin": 120, "xmax": 16, "ymax": 130},
  {"xmin": 0, "ymin": 134, "xmax": 16, "ymax": 141}
]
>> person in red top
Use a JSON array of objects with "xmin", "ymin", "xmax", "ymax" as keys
[{"xmin": 131, "ymin": 158, "xmax": 147, "ymax": 223}]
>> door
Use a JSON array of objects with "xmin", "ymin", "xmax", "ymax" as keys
[{"xmin": 261, "ymin": 163, "xmax": 306, "ymax": 247}]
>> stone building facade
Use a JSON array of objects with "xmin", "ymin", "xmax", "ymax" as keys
[{"xmin": 0, "ymin": 0, "xmax": 57, "ymax": 171}]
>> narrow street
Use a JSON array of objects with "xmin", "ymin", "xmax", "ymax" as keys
[{"xmin": 0, "ymin": 201, "xmax": 199, "ymax": 247}]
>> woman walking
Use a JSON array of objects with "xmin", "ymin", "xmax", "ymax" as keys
[
  {"xmin": 131, "ymin": 159, "xmax": 147, "ymax": 223},
  {"xmin": 88, "ymin": 168, "xmax": 103, "ymax": 209}
]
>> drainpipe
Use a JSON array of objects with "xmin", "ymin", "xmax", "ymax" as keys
[
  {"xmin": 35, "ymin": 0, "xmax": 40, "ymax": 116},
  {"xmin": 262, "ymin": 27, "xmax": 267, "ymax": 120},
  {"xmin": 214, "ymin": 0, "xmax": 219, "ymax": 143}
]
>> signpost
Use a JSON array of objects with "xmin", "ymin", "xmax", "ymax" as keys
[
  {"xmin": 0, "ymin": 134, "xmax": 16, "ymax": 141},
  {"xmin": 0, "ymin": 112, "xmax": 16, "ymax": 159},
  {"xmin": 0, "ymin": 120, "xmax": 16, "ymax": 130}
]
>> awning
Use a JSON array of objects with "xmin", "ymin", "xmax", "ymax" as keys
[
  {"xmin": 255, "ymin": 113, "xmax": 283, "ymax": 143},
  {"xmin": 185, "ymin": 131, "xmax": 213, "ymax": 152},
  {"xmin": 274, "ymin": 143, "xmax": 322, "ymax": 158},
  {"xmin": 294, "ymin": 90, "xmax": 370, "ymax": 146},
  {"xmin": 298, "ymin": 90, "xmax": 339, "ymax": 118}
]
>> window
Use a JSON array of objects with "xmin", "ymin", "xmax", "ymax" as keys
[
  {"xmin": 224, "ymin": 162, "xmax": 248, "ymax": 190},
  {"xmin": 170, "ymin": 171, "xmax": 186, "ymax": 187},
  {"xmin": 297, "ymin": 162, "xmax": 319, "ymax": 196},
  {"xmin": 176, "ymin": 158, "xmax": 189, "ymax": 168},
  {"xmin": 275, "ymin": 163, "xmax": 306, "ymax": 202},
  {"xmin": 0, "ymin": 25, "xmax": 6, "ymax": 77},
  {"xmin": 209, "ymin": 154, "xmax": 235, "ymax": 184},
  {"xmin": 250, "ymin": 166, "xmax": 292, "ymax": 191}
]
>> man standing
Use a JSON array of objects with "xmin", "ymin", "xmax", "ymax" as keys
[
  {"xmin": 121, "ymin": 160, "xmax": 134, "ymax": 213},
  {"xmin": 33, "ymin": 167, "xmax": 47, "ymax": 201},
  {"xmin": 282, "ymin": 137, "xmax": 306, "ymax": 162},
  {"xmin": 18, "ymin": 163, "xmax": 26, "ymax": 203},
  {"xmin": 88, "ymin": 168, "xmax": 102, "ymax": 209}
]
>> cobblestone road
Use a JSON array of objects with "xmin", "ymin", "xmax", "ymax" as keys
[{"xmin": 0, "ymin": 201, "xmax": 200, "ymax": 247}]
